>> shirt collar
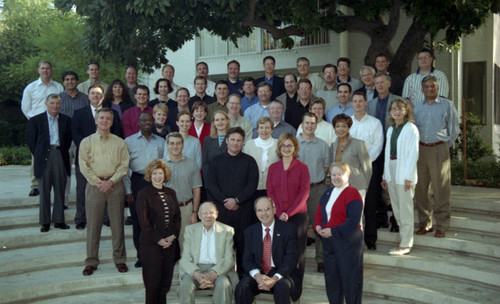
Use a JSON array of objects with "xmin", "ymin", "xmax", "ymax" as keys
[
  {"xmin": 46, "ymin": 111, "xmax": 59, "ymax": 120},
  {"xmin": 166, "ymin": 154, "xmax": 186, "ymax": 162}
]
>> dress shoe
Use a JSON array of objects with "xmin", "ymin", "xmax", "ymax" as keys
[
  {"xmin": 390, "ymin": 224, "xmax": 399, "ymax": 233},
  {"xmin": 29, "ymin": 188, "xmax": 39, "ymax": 197},
  {"xmin": 306, "ymin": 237, "xmax": 315, "ymax": 246},
  {"xmin": 116, "ymin": 263, "xmax": 128, "ymax": 273},
  {"xmin": 317, "ymin": 262, "xmax": 324, "ymax": 273},
  {"xmin": 365, "ymin": 241, "xmax": 377, "ymax": 250},
  {"xmin": 76, "ymin": 223, "xmax": 86, "ymax": 230},
  {"xmin": 124, "ymin": 216, "xmax": 132, "ymax": 226},
  {"xmin": 54, "ymin": 223, "xmax": 70, "ymax": 229},
  {"xmin": 134, "ymin": 260, "xmax": 142, "ymax": 268},
  {"xmin": 104, "ymin": 221, "xmax": 110, "ymax": 227},
  {"xmin": 416, "ymin": 226, "xmax": 433, "ymax": 235},
  {"xmin": 40, "ymin": 224, "xmax": 50, "ymax": 232},
  {"xmin": 434, "ymin": 230, "xmax": 446, "ymax": 238},
  {"xmin": 389, "ymin": 247, "xmax": 411, "ymax": 256},
  {"xmin": 64, "ymin": 205, "xmax": 69, "ymax": 210},
  {"xmin": 82, "ymin": 265, "xmax": 97, "ymax": 276},
  {"xmin": 377, "ymin": 222, "xmax": 389, "ymax": 229}
]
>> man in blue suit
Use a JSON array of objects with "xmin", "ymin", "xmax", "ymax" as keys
[
  {"xmin": 27, "ymin": 94, "xmax": 72, "ymax": 232},
  {"xmin": 235, "ymin": 197, "xmax": 301, "ymax": 304},
  {"xmin": 72, "ymin": 85, "xmax": 122, "ymax": 229}
]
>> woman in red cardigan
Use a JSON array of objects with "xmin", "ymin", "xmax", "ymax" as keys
[
  {"xmin": 188, "ymin": 101, "xmax": 211, "ymax": 150},
  {"xmin": 315, "ymin": 162, "xmax": 363, "ymax": 304},
  {"xmin": 266, "ymin": 132, "xmax": 310, "ymax": 297}
]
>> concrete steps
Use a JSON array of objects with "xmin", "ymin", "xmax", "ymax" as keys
[{"xmin": 1, "ymin": 170, "xmax": 499, "ymax": 304}]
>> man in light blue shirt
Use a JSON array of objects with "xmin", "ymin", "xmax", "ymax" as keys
[
  {"xmin": 414, "ymin": 75, "xmax": 458, "ymax": 239},
  {"xmin": 326, "ymin": 83, "xmax": 354, "ymax": 124}
]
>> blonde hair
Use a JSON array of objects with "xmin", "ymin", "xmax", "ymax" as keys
[
  {"xmin": 153, "ymin": 103, "xmax": 168, "ymax": 115},
  {"xmin": 330, "ymin": 162, "xmax": 351, "ymax": 175},
  {"xmin": 276, "ymin": 133, "xmax": 300, "ymax": 158},
  {"xmin": 386, "ymin": 98, "xmax": 414, "ymax": 126},
  {"xmin": 210, "ymin": 110, "xmax": 231, "ymax": 138}
]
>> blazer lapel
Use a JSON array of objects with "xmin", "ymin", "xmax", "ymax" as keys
[{"xmin": 192, "ymin": 223, "xmax": 202, "ymax": 263}]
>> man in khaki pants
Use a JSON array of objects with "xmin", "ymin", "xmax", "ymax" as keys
[
  {"xmin": 79, "ymin": 108, "xmax": 130, "ymax": 276},
  {"xmin": 413, "ymin": 75, "xmax": 459, "ymax": 238}
]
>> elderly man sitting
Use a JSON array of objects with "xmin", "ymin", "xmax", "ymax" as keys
[{"xmin": 177, "ymin": 202, "xmax": 239, "ymax": 304}]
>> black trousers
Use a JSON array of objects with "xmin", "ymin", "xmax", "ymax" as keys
[
  {"xmin": 287, "ymin": 212, "xmax": 308, "ymax": 298},
  {"xmin": 140, "ymin": 243, "xmax": 177, "ymax": 304},
  {"xmin": 364, "ymin": 152, "xmax": 387, "ymax": 243},
  {"xmin": 216, "ymin": 201, "xmax": 253, "ymax": 277},
  {"xmin": 235, "ymin": 270, "xmax": 296, "ymax": 304},
  {"xmin": 323, "ymin": 229, "xmax": 363, "ymax": 304},
  {"xmin": 131, "ymin": 172, "xmax": 148, "ymax": 260}
]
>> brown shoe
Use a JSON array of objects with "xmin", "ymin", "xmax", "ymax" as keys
[
  {"xmin": 82, "ymin": 265, "xmax": 97, "ymax": 276},
  {"xmin": 416, "ymin": 226, "xmax": 433, "ymax": 235},
  {"xmin": 116, "ymin": 263, "xmax": 128, "ymax": 273},
  {"xmin": 317, "ymin": 262, "xmax": 324, "ymax": 273},
  {"xmin": 434, "ymin": 230, "xmax": 446, "ymax": 238}
]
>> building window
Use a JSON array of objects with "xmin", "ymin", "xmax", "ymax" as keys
[
  {"xmin": 263, "ymin": 28, "xmax": 330, "ymax": 50},
  {"xmin": 198, "ymin": 28, "xmax": 329, "ymax": 57},
  {"xmin": 463, "ymin": 61, "xmax": 486, "ymax": 124}
]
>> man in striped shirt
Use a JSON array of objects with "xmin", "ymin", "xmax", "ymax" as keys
[{"xmin": 402, "ymin": 48, "xmax": 449, "ymax": 105}]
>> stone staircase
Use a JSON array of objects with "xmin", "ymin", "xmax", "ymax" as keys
[{"xmin": 0, "ymin": 166, "xmax": 499, "ymax": 303}]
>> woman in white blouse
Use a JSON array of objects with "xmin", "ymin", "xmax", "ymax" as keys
[
  {"xmin": 381, "ymin": 98, "xmax": 419, "ymax": 256},
  {"xmin": 243, "ymin": 116, "xmax": 279, "ymax": 199}
]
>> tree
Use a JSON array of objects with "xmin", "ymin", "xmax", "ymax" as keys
[
  {"xmin": 54, "ymin": 0, "xmax": 498, "ymax": 76},
  {"xmin": 0, "ymin": 0, "xmax": 126, "ymax": 107}
]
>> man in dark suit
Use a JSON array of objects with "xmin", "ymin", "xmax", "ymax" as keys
[
  {"xmin": 235, "ymin": 197, "xmax": 301, "ymax": 304},
  {"xmin": 366, "ymin": 72, "xmax": 402, "ymax": 238},
  {"xmin": 27, "ymin": 94, "xmax": 72, "ymax": 232},
  {"xmin": 72, "ymin": 85, "xmax": 122, "ymax": 229},
  {"xmin": 256, "ymin": 56, "xmax": 285, "ymax": 101}
]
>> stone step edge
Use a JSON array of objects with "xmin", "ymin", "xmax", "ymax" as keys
[
  {"xmin": 364, "ymin": 252, "xmax": 500, "ymax": 290},
  {"xmin": 1, "ymin": 268, "xmax": 481, "ymax": 304},
  {"xmin": 3, "ymin": 244, "xmax": 498, "ymax": 292}
]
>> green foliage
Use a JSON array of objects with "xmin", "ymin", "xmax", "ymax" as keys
[
  {"xmin": 0, "ymin": 0, "xmax": 126, "ymax": 107},
  {"xmin": 451, "ymin": 112, "xmax": 494, "ymax": 161},
  {"xmin": 0, "ymin": 146, "xmax": 32, "ymax": 166},
  {"xmin": 55, "ymin": 0, "xmax": 498, "ymax": 71},
  {"xmin": 0, "ymin": 0, "xmax": 58, "ymax": 106},
  {"xmin": 451, "ymin": 159, "xmax": 500, "ymax": 188},
  {"xmin": 0, "ymin": 118, "xmax": 28, "ymax": 147}
]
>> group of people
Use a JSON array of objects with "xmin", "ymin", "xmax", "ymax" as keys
[{"xmin": 23, "ymin": 46, "xmax": 459, "ymax": 304}]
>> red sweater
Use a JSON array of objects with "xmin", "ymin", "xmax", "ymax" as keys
[
  {"xmin": 188, "ymin": 122, "xmax": 211, "ymax": 150},
  {"xmin": 315, "ymin": 186, "xmax": 363, "ymax": 238},
  {"xmin": 266, "ymin": 158, "xmax": 310, "ymax": 218}
]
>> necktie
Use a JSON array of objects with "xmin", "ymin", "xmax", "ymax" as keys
[{"xmin": 262, "ymin": 228, "xmax": 272, "ymax": 274}]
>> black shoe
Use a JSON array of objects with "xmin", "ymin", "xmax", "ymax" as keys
[
  {"xmin": 29, "ymin": 188, "xmax": 39, "ymax": 197},
  {"xmin": 365, "ymin": 241, "xmax": 377, "ymax": 250},
  {"xmin": 104, "ymin": 221, "xmax": 110, "ymax": 227},
  {"xmin": 134, "ymin": 260, "xmax": 142, "ymax": 268},
  {"xmin": 76, "ymin": 223, "xmax": 86, "ymax": 230},
  {"xmin": 64, "ymin": 205, "xmax": 69, "ymax": 210},
  {"xmin": 377, "ymin": 222, "xmax": 389, "ymax": 229},
  {"xmin": 306, "ymin": 237, "xmax": 315, "ymax": 246},
  {"xmin": 40, "ymin": 224, "xmax": 50, "ymax": 232},
  {"xmin": 55, "ymin": 223, "xmax": 70, "ymax": 229},
  {"xmin": 124, "ymin": 216, "xmax": 132, "ymax": 226},
  {"xmin": 390, "ymin": 215, "xmax": 399, "ymax": 232}
]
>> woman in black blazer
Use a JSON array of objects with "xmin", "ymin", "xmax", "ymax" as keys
[{"xmin": 136, "ymin": 159, "xmax": 181, "ymax": 304}]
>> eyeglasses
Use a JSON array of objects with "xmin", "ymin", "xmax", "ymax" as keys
[{"xmin": 280, "ymin": 144, "xmax": 294, "ymax": 149}]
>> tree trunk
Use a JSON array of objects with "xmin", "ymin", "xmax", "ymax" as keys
[{"xmin": 390, "ymin": 20, "xmax": 429, "ymax": 79}]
